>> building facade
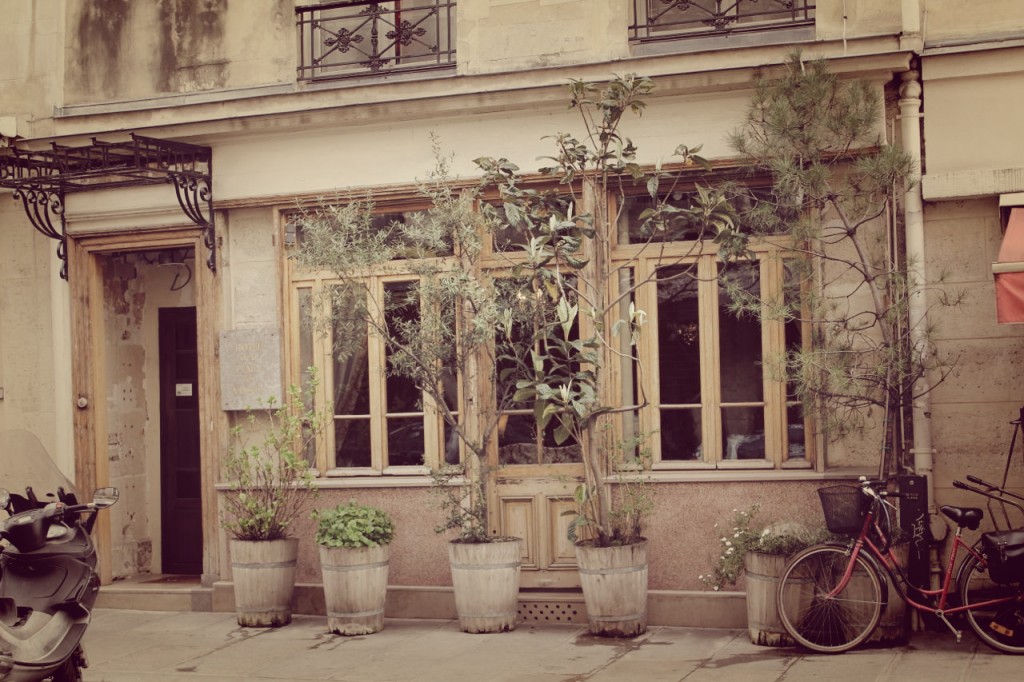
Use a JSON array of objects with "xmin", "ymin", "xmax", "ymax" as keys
[{"xmin": 2, "ymin": 0, "xmax": 1024, "ymax": 625}]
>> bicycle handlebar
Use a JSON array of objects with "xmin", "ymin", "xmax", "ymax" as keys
[
  {"xmin": 858, "ymin": 477, "xmax": 899, "ymax": 498},
  {"xmin": 966, "ymin": 474, "xmax": 999, "ymax": 489}
]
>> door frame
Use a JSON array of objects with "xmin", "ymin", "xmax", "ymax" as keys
[{"xmin": 68, "ymin": 228, "xmax": 223, "ymax": 584}]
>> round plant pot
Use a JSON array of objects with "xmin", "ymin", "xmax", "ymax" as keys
[
  {"xmin": 319, "ymin": 543, "xmax": 390, "ymax": 635},
  {"xmin": 744, "ymin": 551, "xmax": 793, "ymax": 647},
  {"xmin": 230, "ymin": 538, "xmax": 298, "ymax": 627},
  {"xmin": 448, "ymin": 537, "xmax": 522, "ymax": 633},
  {"xmin": 575, "ymin": 540, "xmax": 648, "ymax": 638}
]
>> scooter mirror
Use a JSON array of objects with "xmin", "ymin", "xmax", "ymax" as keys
[
  {"xmin": 0, "ymin": 488, "xmax": 8, "ymax": 509},
  {"xmin": 92, "ymin": 487, "xmax": 120, "ymax": 509}
]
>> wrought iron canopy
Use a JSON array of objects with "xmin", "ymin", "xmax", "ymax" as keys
[{"xmin": 0, "ymin": 133, "xmax": 215, "ymax": 279}]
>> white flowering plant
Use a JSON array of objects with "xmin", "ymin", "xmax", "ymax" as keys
[{"xmin": 699, "ymin": 505, "xmax": 829, "ymax": 591}]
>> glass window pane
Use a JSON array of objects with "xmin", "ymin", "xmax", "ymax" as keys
[
  {"xmin": 335, "ymin": 418, "xmax": 371, "ymax": 468},
  {"xmin": 722, "ymin": 406, "xmax": 766, "ymax": 460},
  {"xmin": 498, "ymin": 413, "xmax": 537, "ymax": 464},
  {"xmin": 660, "ymin": 407, "xmax": 702, "ymax": 461},
  {"xmin": 387, "ymin": 417, "xmax": 425, "ymax": 467},
  {"xmin": 657, "ymin": 266, "xmax": 701, "ymax": 405},
  {"xmin": 619, "ymin": 194, "xmax": 704, "ymax": 244},
  {"xmin": 718, "ymin": 263, "xmax": 763, "ymax": 403},
  {"xmin": 384, "ymin": 282, "xmax": 421, "ymax": 412},
  {"xmin": 787, "ymin": 404, "xmax": 806, "ymax": 459}
]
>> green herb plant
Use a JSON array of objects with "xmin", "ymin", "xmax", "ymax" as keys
[{"xmin": 314, "ymin": 500, "xmax": 396, "ymax": 549}]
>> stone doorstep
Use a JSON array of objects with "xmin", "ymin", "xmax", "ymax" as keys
[{"xmin": 99, "ymin": 581, "xmax": 747, "ymax": 629}]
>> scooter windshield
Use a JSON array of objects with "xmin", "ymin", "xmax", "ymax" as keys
[{"xmin": 0, "ymin": 430, "xmax": 78, "ymax": 506}]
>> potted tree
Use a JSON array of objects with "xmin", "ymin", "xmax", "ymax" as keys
[
  {"xmin": 700, "ymin": 506, "xmax": 827, "ymax": 646},
  {"xmin": 475, "ymin": 75, "xmax": 736, "ymax": 637},
  {"xmin": 314, "ymin": 500, "xmax": 396, "ymax": 635},
  {"xmin": 293, "ymin": 151, "xmax": 526, "ymax": 634},
  {"xmin": 221, "ymin": 375, "xmax": 324, "ymax": 627},
  {"xmin": 722, "ymin": 52, "xmax": 957, "ymax": 479}
]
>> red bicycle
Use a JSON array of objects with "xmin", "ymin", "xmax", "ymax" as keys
[{"xmin": 777, "ymin": 476, "xmax": 1024, "ymax": 653}]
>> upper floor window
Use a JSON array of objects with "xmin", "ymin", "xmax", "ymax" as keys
[
  {"xmin": 297, "ymin": 1, "xmax": 456, "ymax": 82},
  {"xmin": 629, "ymin": 0, "xmax": 815, "ymax": 44}
]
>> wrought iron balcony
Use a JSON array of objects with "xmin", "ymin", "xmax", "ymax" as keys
[
  {"xmin": 630, "ymin": 0, "xmax": 815, "ymax": 43},
  {"xmin": 297, "ymin": 1, "xmax": 456, "ymax": 82}
]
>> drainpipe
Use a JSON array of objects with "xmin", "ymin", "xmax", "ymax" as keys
[{"xmin": 899, "ymin": 71, "xmax": 937, "ymax": 514}]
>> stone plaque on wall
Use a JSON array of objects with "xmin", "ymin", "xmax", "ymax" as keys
[{"xmin": 219, "ymin": 328, "xmax": 283, "ymax": 411}]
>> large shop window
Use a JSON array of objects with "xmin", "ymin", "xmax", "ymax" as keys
[
  {"xmin": 642, "ymin": 256, "xmax": 805, "ymax": 469},
  {"xmin": 288, "ymin": 184, "xmax": 811, "ymax": 477}
]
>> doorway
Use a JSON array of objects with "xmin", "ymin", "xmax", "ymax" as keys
[{"xmin": 159, "ymin": 307, "xmax": 203, "ymax": 574}]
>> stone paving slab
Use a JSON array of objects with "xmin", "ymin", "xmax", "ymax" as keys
[{"xmin": 80, "ymin": 609, "xmax": 1024, "ymax": 682}]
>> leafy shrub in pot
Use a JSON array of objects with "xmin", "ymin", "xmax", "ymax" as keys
[{"xmin": 313, "ymin": 501, "xmax": 396, "ymax": 549}]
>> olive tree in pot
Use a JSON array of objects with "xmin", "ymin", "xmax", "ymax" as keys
[
  {"xmin": 221, "ymin": 375, "xmax": 324, "ymax": 627},
  {"xmin": 475, "ymin": 75, "xmax": 739, "ymax": 637},
  {"xmin": 314, "ymin": 500, "xmax": 396, "ymax": 635},
  {"xmin": 292, "ymin": 149, "xmax": 529, "ymax": 634}
]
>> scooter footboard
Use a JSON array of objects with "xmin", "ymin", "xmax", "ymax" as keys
[{"xmin": 0, "ymin": 610, "xmax": 88, "ymax": 670}]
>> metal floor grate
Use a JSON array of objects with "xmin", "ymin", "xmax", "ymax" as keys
[{"xmin": 517, "ymin": 601, "xmax": 585, "ymax": 624}]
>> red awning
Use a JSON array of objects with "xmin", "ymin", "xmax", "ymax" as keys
[{"xmin": 994, "ymin": 207, "xmax": 1024, "ymax": 324}]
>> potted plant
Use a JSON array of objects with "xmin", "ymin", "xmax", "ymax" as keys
[
  {"xmin": 314, "ymin": 500, "xmax": 396, "ymax": 635},
  {"xmin": 700, "ymin": 505, "xmax": 827, "ymax": 646},
  {"xmin": 293, "ymin": 152, "xmax": 524, "ymax": 634},
  {"xmin": 221, "ymin": 375, "xmax": 324, "ymax": 627},
  {"xmin": 475, "ymin": 75, "xmax": 734, "ymax": 638}
]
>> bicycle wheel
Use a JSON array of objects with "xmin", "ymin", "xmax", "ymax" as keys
[
  {"xmin": 958, "ymin": 554, "xmax": 1024, "ymax": 654},
  {"xmin": 777, "ymin": 545, "xmax": 884, "ymax": 653}
]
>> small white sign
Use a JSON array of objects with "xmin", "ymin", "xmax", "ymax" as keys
[{"xmin": 175, "ymin": 383, "xmax": 194, "ymax": 397}]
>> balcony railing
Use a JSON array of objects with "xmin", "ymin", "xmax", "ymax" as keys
[
  {"xmin": 630, "ymin": 0, "xmax": 815, "ymax": 43},
  {"xmin": 297, "ymin": 1, "xmax": 456, "ymax": 82}
]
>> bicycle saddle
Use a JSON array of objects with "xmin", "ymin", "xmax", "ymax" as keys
[{"xmin": 940, "ymin": 505, "xmax": 983, "ymax": 530}]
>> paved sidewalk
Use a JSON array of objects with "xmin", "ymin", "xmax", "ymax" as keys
[{"xmin": 81, "ymin": 609, "xmax": 1022, "ymax": 682}]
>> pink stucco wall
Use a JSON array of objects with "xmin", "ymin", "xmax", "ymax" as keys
[{"xmin": 279, "ymin": 480, "xmax": 829, "ymax": 592}]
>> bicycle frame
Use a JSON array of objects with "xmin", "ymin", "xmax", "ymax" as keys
[{"xmin": 830, "ymin": 500, "xmax": 1022, "ymax": 625}]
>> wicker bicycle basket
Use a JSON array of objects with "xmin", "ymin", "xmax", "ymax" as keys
[{"xmin": 818, "ymin": 485, "xmax": 870, "ymax": 535}]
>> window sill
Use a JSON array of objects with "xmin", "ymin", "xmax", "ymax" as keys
[
  {"xmin": 610, "ymin": 467, "xmax": 872, "ymax": 484},
  {"xmin": 314, "ymin": 474, "xmax": 436, "ymax": 489}
]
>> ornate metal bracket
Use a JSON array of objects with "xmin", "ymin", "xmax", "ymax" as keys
[
  {"xmin": 11, "ymin": 186, "xmax": 68, "ymax": 279},
  {"xmin": 169, "ymin": 172, "xmax": 216, "ymax": 273},
  {"xmin": 0, "ymin": 133, "xmax": 215, "ymax": 280}
]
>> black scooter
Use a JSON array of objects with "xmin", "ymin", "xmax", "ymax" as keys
[{"xmin": 0, "ymin": 430, "xmax": 118, "ymax": 682}]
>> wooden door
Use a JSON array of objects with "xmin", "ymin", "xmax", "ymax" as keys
[
  {"xmin": 159, "ymin": 307, "xmax": 203, "ymax": 574},
  {"xmin": 491, "ymin": 422, "xmax": 584, "ymax": 588}
]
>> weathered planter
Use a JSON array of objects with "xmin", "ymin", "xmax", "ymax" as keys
[
  {"xmin": 448, "ymin": 537, "xmax": 522, "ymax": 633},
  {"xmin": 319, "ymin": 543, "xmax": 390, "ymax": 635},
  {"xmin": 744, "ymin": 551, "xmax": 793, "ymax": 647},
  {"xmin": 230, "ymin": 538, "xmax": 298, "ymax": 627},
  {"xmin": 575, "ymin": 540, "xmax": 648, "ymax": 638}
]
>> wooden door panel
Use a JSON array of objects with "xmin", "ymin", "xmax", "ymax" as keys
[
  {"xmin": 494, "ymin": 471, "xmax": 582, "ymax": 588},
  {"xmin": 546, "ymin": 497, "xmax": 579, "ymax": 570},
  {"xmin": 500, "ymin": 497, "xmax": 537, "ymax": 570}
]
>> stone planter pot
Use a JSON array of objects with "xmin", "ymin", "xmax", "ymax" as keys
[
  {"xmin": 744, "ymin": 551, "xmax": 793, "ymax": 647},
  {"xmin": 319, "ymin": 543, "xmax": 390, "ymax": 636},
  {"xmin": 448, "ymin": 537, "xmax": 522, "ymax": 633},
  {"xmin": 230, "ymin": 538, "xmax": 298, "ymax": 627},
  {"xmin": 575, "ymin": 540, "xmax": 648, "ymax": 638}
]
